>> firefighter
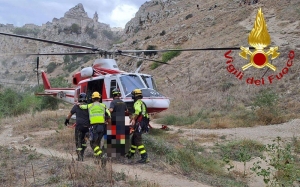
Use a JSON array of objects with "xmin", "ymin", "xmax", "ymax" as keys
[
  {"xmin": 125, "ymin": 89, "xmax": 150, "ymax": 163},
  {"xmin": 109, "ymin": 88, "xmax": 128, "ymax": 157},
  {"xmin": 64, "ymin": 93, "xmax": 89, "ymax": 161},
  {"xmin": 80, "ymin": 91, "xmax": 111, "ymax": 165}
]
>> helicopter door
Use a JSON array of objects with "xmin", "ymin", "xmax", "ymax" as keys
[
  {"xmin": 86, "ymin": 79, "xmax": 104, "ymax": 103},
  {"xmin": 109, "ymin": 79, "xmax": 120, "ymax": 98},
  {"xmin": 75, "ymin": 87, "xmax": 80, "ymax": 103}
]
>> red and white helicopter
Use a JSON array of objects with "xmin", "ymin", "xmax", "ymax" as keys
[
  {"xmin": 39, "ymin": 58, "xmax": 169, "ymax": 114},
  {"xmin": 0, "ymin": 32, "xmax": 242, "ymax": 114},
  {"xmin": 0, "ymin": 32, "xmax": 173, "ymax": 114}
]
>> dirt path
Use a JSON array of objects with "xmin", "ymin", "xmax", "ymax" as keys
[
  {"xmin": 0, "ymin": 123, "xmax": 211, "ymax": 187},
  {"xmin": 152, "ymin": 119, "xmax": 300, "ymax": 145},
  {"xmin": 1, "ymin": 117, "xmax": 299, "ymax": 187}
]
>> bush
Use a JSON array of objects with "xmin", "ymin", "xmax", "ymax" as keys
[
  {"xmin": 162, "ymin": 50, "xmax": 181, "ymax": 63},
  {"xmin": 144, "ymin": 45, "xmax": 157, "ymax": 56},
  {"xmin": 253, "ymin": 89, "xmax": 278, "ymax": 108},
  {"xmin": 0, "ymin": 89, "xmax": 40, "ymax": 117},
  {"xmin": 46, "ymin": 62, "xmax": 57, "ymax": 73},
  {"xmin": 253, "ymin": 89, "xmax": 284, "ymax": 125},
  {"xmin": 136, "ymin": 60, "xmax": 143, "ymax": 68},
  {"xmin": 70, "ymin": 23, "xmax": 81, "ymax": 34},
  {"xmin": 63, "ymin": 55, "xmax": 70, "ymax": 63},
  {"xmin": 13, "ymin": 27, "xmax": 40, "ymax": 36},
  {"xmin": 150, "ymin": 62, "xmax": 159, "ymax": 70}
]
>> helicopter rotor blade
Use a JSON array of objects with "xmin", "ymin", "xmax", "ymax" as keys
[
  {"xmin": 0, "ymin": 32, "xmax": 102, "ymax": 52},
  {"xmin": 118, "ymin": 53, "xmax": 169, "ymax": 65},
  {"xmin": 26, "ymin": 52, "xmax": 97, "ymax": 56},
  {"xmin": 118, "ymin": 47, "xmax": 255, "ymax": 53}
]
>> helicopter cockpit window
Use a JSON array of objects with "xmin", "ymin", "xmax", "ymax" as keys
[
  {"xmin": 141, "ymin": 75, "xmax": 157, "ymax": 90},
  {"xmin": 120, "ymin": 74, "xmax": 145, "ymax": 95},
  {"xmin": 110, "ymin": 79, "xmax": 119, "ymax": 98}
]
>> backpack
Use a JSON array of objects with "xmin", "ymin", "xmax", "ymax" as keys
[{"xmin": 140, "ymin": 101, "xmax": 150, "ymax": 133}]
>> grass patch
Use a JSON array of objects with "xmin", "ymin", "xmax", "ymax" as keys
[
  {"xmin": 218, "ymin": 139, "xmax": 264, "ymax": 161},
  {"xmin": 143, "ymin": 134, "xmax": 247, "ymax": 185},
  {"xmin": 10, "ymin": 110, "xmax": 66, "ymax": 134}
]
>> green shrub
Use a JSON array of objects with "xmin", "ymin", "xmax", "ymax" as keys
[
  {"xmin": 150, "ymin": 62, "xmax": 159, "ymax": 70},
  {"xmin": 70, "ymin": 23, "xmax": 81, "ymax": 34},
  {"xmin": 63, "ymin": 55, "xmax": 70, "ymax": 63},
  {"xmin": 253, "ymin": 89, "xmax": 278, "ymax": 108},
  {"xmin": 162, "ymin": 50, "xmax": 181, "ymax": 63},
  {"xmin": 46, "ymin": 62, "xmax": 57, "ymax": 73},
  {"xmin": 219, "ymin": 139, "xmax": 264, "ymax": 161},
  {"xmin": 251, "ymin": 137, "xmax": 300, "ymax": 186},
  {"xmin": 253, "ymin": 89, "xmax": 284, "ymax": 125},
  {"xmin": 13, "ymin": 27, "xmax": 40, "ymax": 36},
  {"xmin": 136, "ymin": 60, "xmax": 143, "ymax": 68}
]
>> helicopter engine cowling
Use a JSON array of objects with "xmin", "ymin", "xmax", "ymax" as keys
[{"xmin": 81, "ymin": 67, "xmax": 94, "ymax": 78}]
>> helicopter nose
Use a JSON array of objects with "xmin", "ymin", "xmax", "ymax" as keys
[{"xmin": 143, "ymin": 97, "xmax": 170, "ymax": 113}]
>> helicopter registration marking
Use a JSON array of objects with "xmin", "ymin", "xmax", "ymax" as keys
[{"xmin": 57, "ymin": 91, "xmax": 66, "ymax": 98}]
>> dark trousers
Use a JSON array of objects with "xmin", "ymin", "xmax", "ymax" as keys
[
  {"xmin": 129, "ymin": 125, "xmax": 147, "ymax": 157},
  {"xmin": 90, "ymin": 124, "xmax": 106, "ymax": 156},
  {"xmin": 75, "ymin": 126, "xmax": 89, "ymax": 153}
]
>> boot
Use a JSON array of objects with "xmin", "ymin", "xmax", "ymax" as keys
[
  {"xmin": 125, "ymin": 151, "xmax": 134, "ymax": 159},
  {"xmin": 76, "ymin": 150, "xmax": 83, "ymax": 161},
  {"xmin": 80, "ymin": 150, "xmax": 84, "ymax": 161},
  {"xmin": 137, "ymin": 153, "xmax": 149, "ymax": 163},
  {"xmin": 101, "ymin": 153, "xmax": 107, "ymax": 168}
]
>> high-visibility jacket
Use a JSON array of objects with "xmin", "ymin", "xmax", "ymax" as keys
[
  {"xmin": 133, "ymin": 99, "xmax": 149, "ymax": 121},
  {"xmin": 80, "ymin": 102, "xmax": 110, "ymax": 125}
]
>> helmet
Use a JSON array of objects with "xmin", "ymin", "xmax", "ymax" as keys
[
  {"xmin": 92, "ymin": 91, "xmax": 101, "ymax": 99},
  {"xmin": 131, "ymin": 89, "xmax": 143, "ymax": 99},
  {"xmin": 112, "ymin": 88, "xmax": 121, "ymax": 96},
  {"xmin": 78, "ymin": 93, "xmax": 87, "ymax": 102}
]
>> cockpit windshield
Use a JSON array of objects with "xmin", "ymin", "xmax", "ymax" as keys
[
  {"xmin": 141, "ymin": 75, "xmax": 157, "ymax": 90},
  {"xmin": 120, "ymin": 74, "xmax": 145, "ymax": 95}
]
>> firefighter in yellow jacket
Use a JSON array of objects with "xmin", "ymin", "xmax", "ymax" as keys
[
  {"xmin": 80, "ymin": 91, "xmax": 111, "ymax": 165},
  {"xmin": 125, "ymin": 89, "xmax": 150, "ymax": 163}
]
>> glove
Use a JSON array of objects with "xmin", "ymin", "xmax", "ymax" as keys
[{"xmin": 64, "ymin": 119, "xmax": 69, "ymax": 126}]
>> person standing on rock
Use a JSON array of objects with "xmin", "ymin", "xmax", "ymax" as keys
[{"xmin": 64, "ymin": 93, "xmax": 90, "ymax": 161}]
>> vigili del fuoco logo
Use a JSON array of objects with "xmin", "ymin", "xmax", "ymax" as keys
[{"xmin": 224, "ymin": 8, "xmax": 295, "ymax": 85}]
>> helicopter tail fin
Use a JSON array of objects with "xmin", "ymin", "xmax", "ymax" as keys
[{"xmin": 41, "ymin": 71, "xmax": 51, "ymax": 89}]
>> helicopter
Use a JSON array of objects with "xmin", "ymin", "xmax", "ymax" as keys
[{"xmin": 0, "ymin": 31, "xmax": 243, "ymax": 114}]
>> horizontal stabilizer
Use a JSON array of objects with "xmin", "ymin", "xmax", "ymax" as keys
[{"xmin": 35, "ymin": 92, "xmax": 57, "ymax": 96}]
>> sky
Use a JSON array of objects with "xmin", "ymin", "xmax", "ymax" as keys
[{"xmin": 0, "ymin": 0, "xmax": 148, "ymax": 28}]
